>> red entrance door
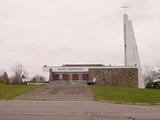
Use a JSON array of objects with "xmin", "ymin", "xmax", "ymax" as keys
[
  {"xmin": 82, "ymin": 74, "xmax": 89, "ymax": 80},
  {"xmin": 53, "ymin": 74, "xmax": 60, "ymax": 80},
  {"xmin": 63, "ymin": 74, "xmax": 69, "ymax": 80},
  {"xmin": 72, "ymin": 74, "xmax": 79, "ymax": 80}
]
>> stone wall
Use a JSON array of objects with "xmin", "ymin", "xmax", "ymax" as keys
[{"xmin": 89, "ymin": 68, "xmax": 138, "ymax": 88}]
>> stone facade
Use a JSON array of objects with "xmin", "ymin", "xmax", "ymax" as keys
[{"xmin": 89, "ymin": 68, "xmax": 138, "ymax": 88}]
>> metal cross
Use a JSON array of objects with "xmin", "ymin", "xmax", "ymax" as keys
[{"xmin": 120, "ymin": 0, "xmax": 130, "ymax": 14}]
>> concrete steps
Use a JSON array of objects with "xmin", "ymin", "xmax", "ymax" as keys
[
  {"xmin": 15, "ymin": 84, "xmax": 93, "ymax": 101},
  {"xmin": 49, "ymin": 80, "xmax": 87, "ymax": 85}
]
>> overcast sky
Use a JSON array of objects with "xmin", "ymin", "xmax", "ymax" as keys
[{"xmin": 0, "ymin": 0, "xmax": 159, "ymax": 77}]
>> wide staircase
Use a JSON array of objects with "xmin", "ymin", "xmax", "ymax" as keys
[
  {"xmin": 49, "ymin": 80, "xmax": 87, "ymax": 85},
  {"xmin": 15, "ymin": 80, "xmax": 93, "ymax": 101}
]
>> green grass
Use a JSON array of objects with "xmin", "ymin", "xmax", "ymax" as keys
[
  {"xmin": 90, "ymin": 86, "xmax": 160, "ymax": 104},
  {"xmin": 0, "ymin": 85, "xmax": 41, "ymax": 99}
]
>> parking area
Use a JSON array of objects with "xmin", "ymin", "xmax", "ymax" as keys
[{"xmin": 0, "ymin": 100, "xmax": 160, "ymax": 120}]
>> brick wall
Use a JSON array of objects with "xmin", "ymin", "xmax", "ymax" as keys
[{"xmin": 89, "ymin": 68, "xmax": 138, "ymax": 88}]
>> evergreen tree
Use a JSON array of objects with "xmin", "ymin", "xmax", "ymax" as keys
[{"xmin": 2, "ymin": 72, "xmax": 9, "ymax": 84}]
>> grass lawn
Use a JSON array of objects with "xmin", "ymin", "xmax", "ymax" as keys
[
  {"xmin": 90, "ymin": 86, "xmax": 160, "ymax": 104},
  {"xmin": 0, "ymin": 85, "xmax": 41, "ymax": 99}
]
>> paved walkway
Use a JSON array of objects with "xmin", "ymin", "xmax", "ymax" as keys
[
  {"xmin": 15, "ymin": 84, "xmax": 93, "ymax": 101},
  {"xmin": 0, "ymin": 100, "xmax": 160, "ymax": 120}
]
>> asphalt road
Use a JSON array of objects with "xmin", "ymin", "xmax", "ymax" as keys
[{"xmin": 0, "ymin": 100, "xmax": 160, "ymax": 120}]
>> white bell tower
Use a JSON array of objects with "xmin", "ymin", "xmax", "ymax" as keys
[{"xmin": 121, "ymin": 1, "xmax": 145, "ymax": 88}]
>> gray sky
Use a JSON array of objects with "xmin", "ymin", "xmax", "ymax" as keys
[{"xmin": 0, "ymin": 0, "xmax": 159, "ymax": 77}]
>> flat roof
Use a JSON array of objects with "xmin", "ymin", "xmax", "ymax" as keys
[
  {"xmin": 43, "ymin": 65, "xmax": 137, "ymax": 72},
  {"xmin": 62, "ymin": 64, "xmax": 106, "ymax": 67}
]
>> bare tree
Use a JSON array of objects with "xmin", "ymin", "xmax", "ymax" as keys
[
  {"xmin": 12, "ymin": 63, "xmax": 25, "ymax": 84},
  {"xmin": 157, "ymin": 65, "xmax": 160, "ymax": 72},
  {"xmin": 143, "ymin": 65, "xmax": 159, "ymax": 84}
]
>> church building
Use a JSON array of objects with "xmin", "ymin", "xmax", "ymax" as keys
[{"xmin": 43, "ymin": 13, "xmax": 145, "ymax": 88}]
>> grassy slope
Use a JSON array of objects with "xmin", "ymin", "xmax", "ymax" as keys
[
  {"xmin": 90, "ymin": 86, "xmax": 160, "ymax": 104},
  {"xmin": 0, "ymin": 85, "xmax": 41, "ymax": 99}
]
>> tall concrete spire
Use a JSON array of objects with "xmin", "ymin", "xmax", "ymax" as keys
[{"xmin": 123, "ymin": 14, "xmax": 145, "ymax": 88}]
